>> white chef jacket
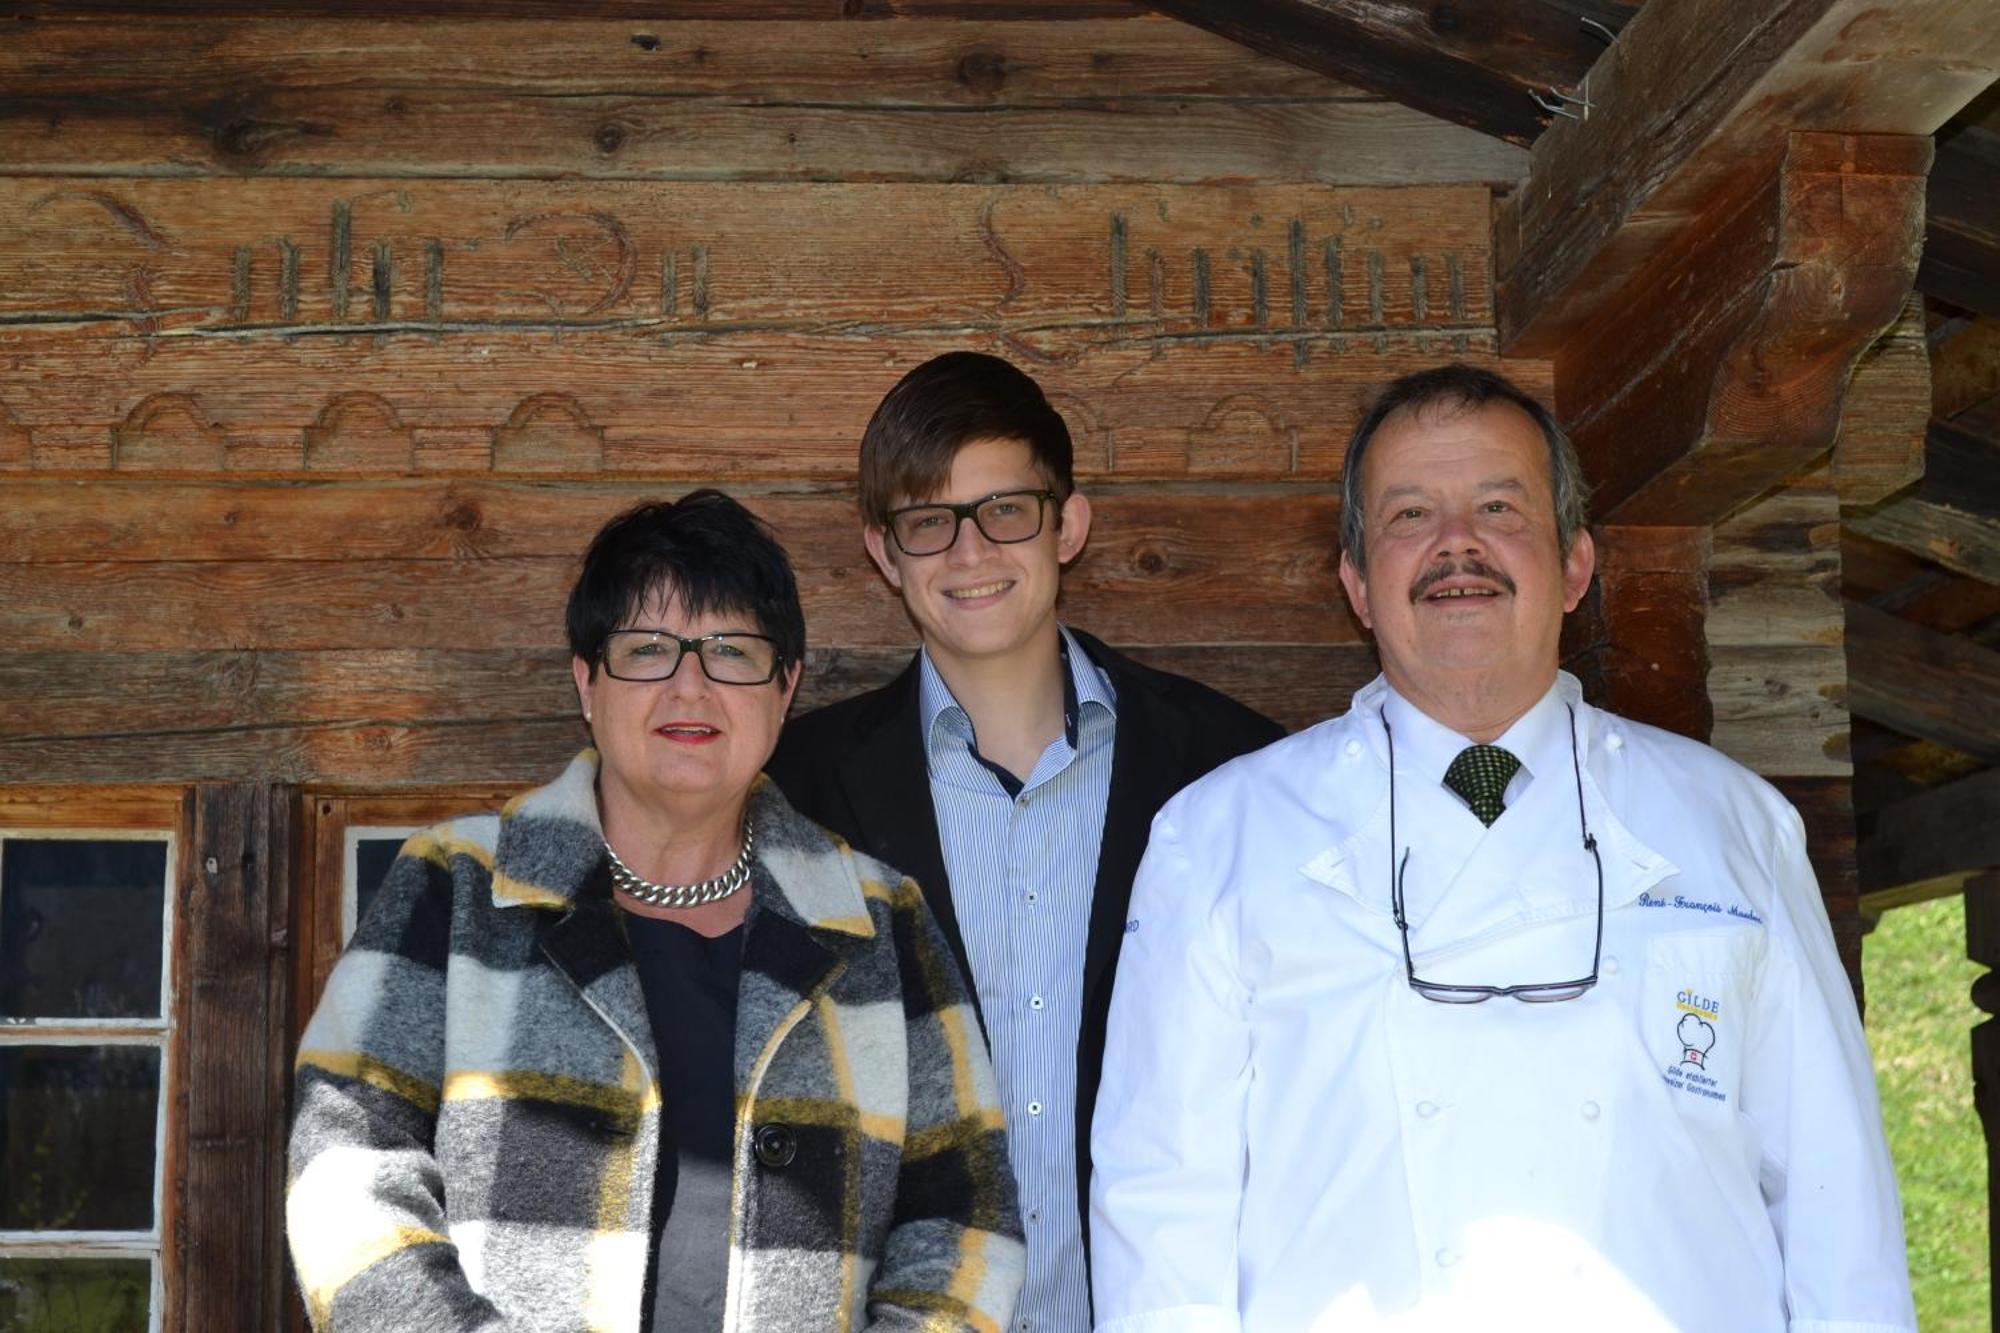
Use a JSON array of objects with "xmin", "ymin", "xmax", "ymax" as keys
[{"xmin": 1090, "ymin": 673, "xmax": 1913, "ymax": 1333}]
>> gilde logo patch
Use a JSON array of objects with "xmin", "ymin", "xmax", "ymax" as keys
[{"xmin": 1663, "ymin": 988, "xmax": 1726, "ymax": 1104}]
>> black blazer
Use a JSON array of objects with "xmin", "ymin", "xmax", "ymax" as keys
[{"xmin": 764, "ymin": 628, "xmax": 1284, "ymax": 1256}]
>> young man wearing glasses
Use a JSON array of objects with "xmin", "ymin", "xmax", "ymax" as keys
[
  {"xmin": 1089, "ymin": 364, "xmax": 1913, "ymax": 1332},
  {"xmin": 767, "ymin": 351, "xmax": 1281, "ymax": 1333}
]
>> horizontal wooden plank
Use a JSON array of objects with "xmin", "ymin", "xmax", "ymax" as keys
[
  {"xmin": 1845, "ymin": 599, "xmax": 2000, "ymax": 763},
  {"xmin": 1832, "ymin": 295, "xmax": 1929, "ymax": 506},
  {"xmin": 0, "ymin": 179, "xmax": 1492, "ymax": 337},
  {"xmin": 0, "ymin": 644, "xmax": 1376, "ymax": 741},
  {"xmin": 0, "ymin": 333, "xmax": 1533, "ymax": 480},
  {"xmin": 1860, "ymin": 765, "xmax": 2000, "ymax": 897},
  {"xmin": 0, "ymin": 492, "xmax": 1349, "ymax": 650},
  {"xmin": 1846, "ymin": 495, "xmax": 2000, "ymax": 585},
  {"xmin": 0, "ymin": 784, "xmax": 184, "ymax": 825},
  {"xmin": 1705, "ymin": 472, "xmax": 1842, "ymax": 649},
  {"xmin": 0, "ymin": 91, "xmax": 1525, "ymax": 185},
  {"xmin": 0, "ymin": 643, "xmax": 1369, "ymax": 783},
  {"xmin": 0, "ymin": 1, "xmax": 1151, "ymax": 15},
  {"xmin": 0, "ymin": 19, "xmax": 1333, "ymax": 103},
  {"xmin": 1707, "ymin": 645, "xmax": 1849, "ymax": 777}
]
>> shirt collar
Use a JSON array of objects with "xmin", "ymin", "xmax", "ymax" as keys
[
  {"xmin": 1378, "ymin": 673, "xmax": 1576, "ymax": 789},
  {"xmin": 918, "ymin": 624, "xmax": 1116, "ymax": 753}
]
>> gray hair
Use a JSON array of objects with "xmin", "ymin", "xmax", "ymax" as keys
[{"xmin": 1339, "ymin": 364, "xmax": 1590, "ymax": 574}]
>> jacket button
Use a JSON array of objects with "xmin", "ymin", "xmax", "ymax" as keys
[{"xmin": 754, "ymin": 1122, "xmax": 797, "ymax": 1168}]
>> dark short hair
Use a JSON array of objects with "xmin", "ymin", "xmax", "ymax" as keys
[
  {"xmin": 1339, "ymin": 363, "xmax": 1590, "ymax": 573},
  {"xmin": 857, "ymin": 352, "xmax": 1075, "ymax": 528},
  {"xmin": 566, "ymin": 490, "xmax": 806, "ymax": 678}
]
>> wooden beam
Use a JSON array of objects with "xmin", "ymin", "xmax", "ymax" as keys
[
  {"xmin": 1496, "ymin": 0, "xmax": 2000, "ymax": 356},
  {"xmin": 1556, "ymin": 132, "xmax": 1928, "ymax": 525},
  {"xmin": 1139, "ymin": 0, "xmax": 1619, "ymax": 145},
  {"xmin": 1847, "ymin": 420, "xmax": 2000, "ymax": 583},
  {"xmin": 0, "ymin": 20, "xmax": 1522, "ymax": 184},
  {"xmin": 1844, "ymin": 600, "xmax": 2000, "ymax": 763},
  {"xmin": 1858, "ymin": 765, "xmax": 2000, "ymax": 900},
  {"xmin": 1833, "ymin": 295, "xmax": 1930, "ymax": 507},
  {"xmin": 1931, "ymin": 314, "xmax": 2000, "ymax": 422},
  {"xmin": 1921, "ymin": 124, "xmax": 2000, "ymax": 318}
]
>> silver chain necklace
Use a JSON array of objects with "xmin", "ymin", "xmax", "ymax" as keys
[{"xmin": 604, "ymin": 819, "xmax": 755, "ymax": 908}]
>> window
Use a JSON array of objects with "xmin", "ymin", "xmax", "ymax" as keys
[{"xmin": 0, "ymin": 792, "xmax": 180, "ymax": 1333}]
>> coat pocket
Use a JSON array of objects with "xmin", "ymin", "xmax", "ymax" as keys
[{"xmin": 1640, "ymin": 926, "xmax": 1766, "ymax": 1116}]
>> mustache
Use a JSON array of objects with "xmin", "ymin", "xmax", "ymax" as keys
[{"xmin": 1409, "ymin": 556, "xmax": 1517, "ymax": 603}]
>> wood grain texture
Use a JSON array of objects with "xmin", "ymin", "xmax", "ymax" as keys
[
  {"xmin": 1845, "ymin": 420, "xmax": 2000, "ymax": 584},
  {"xmin": 1139, "ymin": 0, "xmax": 1622, "ymax": 145},
  {"xmin": 175, "ymin": 783, "xmax": 292, "ymax": 1333},
  {"xmin": 1832, "ymin": 295, "xmax": 1930, "ymax": 507},
  {"xmin": 0, "ymin": 490, "xmax": 1346, "ymax": 650},
  {"xmin": 1773, "ymin": 774, "xmax": 1862, "ymax": 997},
  {"xmin": 1706, "ymin": 469, "xmax": 1850, "ymax": 777},
  {"xmin": 0, "ymin": 18, "xmax": 1334, "ymax": 103},
  {"xmin": 0, "ymin": 0, "xmax": 1150, "ymax": 15},
  {"xmin": 1844, "ymin": 599, "xmax": 2000, "ymax": 762},
  {"xmin": 1931, "ymin": 313, "xmax": 2000, "ymax": 422},
  {"xmin": 0, "ymin": 179, "xmax": 1493, "ymax": 339},
  {"xmin": 1573, "ymin": 524, "xmax": 1712, "ymax": 744},
  {"xmin": 1921, "ymin": 125, "xmax": 2000, "ymax": 319},
  {"xmin": 0, "ymin": 644, "xmax": 1374, "ymax": 783},
  {"xmin": 1859, "ymin": 766, "xmax": 2000, "ymax": 897},
  {"xmin": 1555, "ymin": 132, "xmax": 1929, "ymax": 526},
  {"xmin": 1496, "ymin": 0, "xmax": 2000, "ymax": 355},
  {"xmin": 0, "ymin": 333, "xmax": 1523, "ymax": 481},
  {"xmin": 0, "ymin": 83, "xmax": 1523, "ymax": 186}
]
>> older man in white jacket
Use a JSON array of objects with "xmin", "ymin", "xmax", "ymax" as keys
[{"xmin": 1089, "ymin": 364, "xmax": 1913, "ymax": 1333}]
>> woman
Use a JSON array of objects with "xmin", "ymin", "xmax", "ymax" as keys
[{"xmin": 288, "ymin": 491, "xmax": 1024, "ymax": 1333}]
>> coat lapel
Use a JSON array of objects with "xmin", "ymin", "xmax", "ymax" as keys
[
  {"xmin": 833, "ymin": 660, "xmax": 970, "ymax": 1005},
  {"xmin": 540, "ymin": 893, "xmax": 657, "ymax": 1085},
  {"xmin": 1078, "ymin": 634, "xmax": 1189, "ymax": 1016}
]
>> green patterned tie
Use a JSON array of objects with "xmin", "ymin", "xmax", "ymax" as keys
[{"xmin": 1443, "ymin": 744, "xmax": 1521, "ymax": 826}]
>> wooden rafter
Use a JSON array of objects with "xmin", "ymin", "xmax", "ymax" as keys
[
  {"xmin": 1859, "ymin": 766, "xmax": 2000, "ymax": 906},
  {"xmin": 1492, "ymin": 0, "xmax": 2000, "ymax": 526},
  {"xmin": 1922, "ymin": 125, "xmax": 2000, "ymax": 319},
  {"xmin": 1847, "ymin": 420, "xmax": 2000, "ymax": 584},
  {"xmin": 1844, "ymin": 600, "xmax": 2000, "ymax": 764},
  {"xmin": 1138, "ymin": 0, "xmax": 1622, "ymax": 145}
]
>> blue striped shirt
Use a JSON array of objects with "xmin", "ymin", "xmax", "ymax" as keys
[{"xmin": 920, "ymin": 627, "xmax": 1115, "ymax": 1333}]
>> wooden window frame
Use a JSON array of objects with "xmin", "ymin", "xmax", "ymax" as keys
[{"xmin": 0, "ymin": 787, "xmax": 184, "ymax": 1333}]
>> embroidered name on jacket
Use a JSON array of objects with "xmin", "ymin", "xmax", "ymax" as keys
[{"xmin": 1636, "ymin": 891, "xmax": 1763, "ymax": 925}]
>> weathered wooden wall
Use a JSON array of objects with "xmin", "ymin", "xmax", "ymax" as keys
[{"xmin": 0, "ymin": 14, "xmax": 1531, "ymax": 785}]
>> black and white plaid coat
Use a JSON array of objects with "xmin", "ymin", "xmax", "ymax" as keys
[{"xmin": 288, "ymin": 751, "xmax": 1024, "ymax": 1332}]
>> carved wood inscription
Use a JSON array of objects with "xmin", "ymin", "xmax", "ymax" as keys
[{"xmin": 0, "ymin": 180, "xmax": 1514, "ymax": 479}]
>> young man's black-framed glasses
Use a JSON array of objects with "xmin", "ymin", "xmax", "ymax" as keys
[
  {"xmin": 1383, "ymin": 704, "xmax": 1605, "ymax": 1004},
  {"xmin": 884, "ymin": 489, "xmax": 1057, "ymax": 556},
  {"xmin": 599, "ymin": 629, "xmax": 783, "ymax": 685}
]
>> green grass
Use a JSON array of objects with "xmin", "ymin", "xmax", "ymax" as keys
[{"xmin": 1866, "ymin": 894, "xmax": 1989, "ymax": 1330}]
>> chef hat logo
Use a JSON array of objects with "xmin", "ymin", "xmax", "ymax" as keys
[{"xmin": 1677, "ymin": 1012, "xmax": 1716, "ymax": 1068}]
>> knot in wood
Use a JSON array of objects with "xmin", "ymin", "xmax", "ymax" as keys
[
  {"xmin": 956, "ymin": 51, "xmax": 1009, "ymax": 95},
  {"xmin": 595, "ymin": 123, "xmax": 626, "ymax": 155},
  {"xmin": 1135, "ymin": 547, "xmax": 1168, "ymax": 577},
  {"xmin": 630, "ymin": 33, "xmax": 662, "ymax": 51},
  {"xmin": 440, "ymin": 498, "xmax": 482, "ymax": 533}
]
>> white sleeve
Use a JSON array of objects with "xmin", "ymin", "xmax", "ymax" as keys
[
  {"xmin": 1740, "ymin": 807, "xmax": 1915, "ymax": 1333},
  {"xmin": 1089, "ymin": 806, "xmax": 1251, "ymax": 1333}
]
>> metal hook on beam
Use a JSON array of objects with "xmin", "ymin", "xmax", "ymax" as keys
[
  {"xmin": 1529, "ymin": 88, "xmax": 1586, "ymax": 121},
  {"xmin": 1580, "ymin": 16, "xmax": 1620, "ymax": 46}
]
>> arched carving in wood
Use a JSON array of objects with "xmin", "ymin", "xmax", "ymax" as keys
[
  {"xmin": 303, "ymin": 393, "xmax": 416, "ymax": 473},
  {"xmin": 113, "ymin": 392, "xmax": 228, "ymax": 471},
  {"xmin": 1186, "ymin": 393, "xmax": 1294, "ymax": 477},
  {"xmin": 492, "ymin": 392, "xmax": 606, "ymax": 473},
  {"xmin": 0, "ymin": 400, "xmax": 30, "ymax": 468}
]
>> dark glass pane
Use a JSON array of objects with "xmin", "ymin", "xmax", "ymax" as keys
[
  {"xmin": 0, "ymin": 1046, "xmax": 160, "ymax": 1231},
  {"xmin": 353, "ymin": 837, "xmax": 406, "ymax": 932},
  {"xmin": 0, "ymin": 840, "xmax": 168, "ymax": 1020},
  {"xmin": 0, "ymin": 1257, "xmax": 152, "ymax": 1333}
]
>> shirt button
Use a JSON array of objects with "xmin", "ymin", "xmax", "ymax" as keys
[
  {"xmin": 1415, "ymin": 1100, "xmax": 1439, "ymax": 1119},
  {"xmin": 1027, "ymin": 1209, "xmax": 1042, "ymax": 1224},
  {"xmin": 1030, "ymin": 995, "xmax": 1045, "ymax": 1010},
  {"xmin": 1435, "ymin": 1247, "xmax": 1459, "ymax": 1268},
  {"xmin": 1602, "ymin": 956, "xmax": 1620, "ymax": 976},
  {"xmin": 1026, "ymin": 1100, "xmax": 1043, "ymax": 1116},
  {"xmin": 1025, "ymin": 891, "xmax": 1039, "ymax": 904},
  {"xmin": 1344, "ymin": 739, "xmax": 1362, "ymax": 758},
  {"xmin": 1580, "ymin": 1100, "xmax": 1601, "ymax": 1121},
  {"xmin": 1607, "ymin": 732, "xmax": 1625, "ymax": 751}
]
